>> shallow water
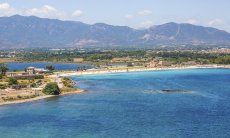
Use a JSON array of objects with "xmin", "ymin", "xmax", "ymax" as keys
[{"xmin": 0, "ymin": 69, "xmax": 230, "ymax": 138}]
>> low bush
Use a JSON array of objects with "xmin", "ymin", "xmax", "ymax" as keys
[
  {"xmin": 0, "ymin": 84, "xmax": 7, "ymax": 89},
  {"xmin": 30, "ymin": 83, "xmax": 37, "ymax": 88},
  {"xmin": 35, "ymin": 75, "xmax": 44, "ymax": 79},
  {"xmin": 43, "ymin": 82, "xmax": 60, "ymax": 95},
  {"xmin": 8, "ymin": 77, "xmax": 18, "ymax": 86},
  {"xmin": 62, "ymin": 77, "xmax": 74, "ymax": 88}
]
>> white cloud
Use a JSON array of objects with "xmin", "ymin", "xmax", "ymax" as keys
[
  {"xmin": 0, "ymin": 2, "xmax": 83, "ymax": 20},
  {"xmin": 125, "ymin": 14, "xmax": 134, "ymax": 19},
  {"xmin": 25, "ymin": 5, "xmax": 58, "ymax": 17},
  {"xmin": 0, "ymin": 3, "xmax": 10, "ymax": 10},
  {"xmin": 0, "ymin": 3, "xmax": 17, "ymax": 16},
  {"xmin": 139, "ymin": 21, "xmax": 154, "ymax": 28},
  {"xmin": 125, "ymin": 10, "xmax": 152, "ymax": 20},
  {"xmin": 138, "ymin": 10, "xmax": 152, "ymax": 16},
  {"xmin": 187, "ymin": 19, "xmax": 199, "ymax": 24},
  {"xmin": 72, "ymin": 10, "xmax": 83, "ymax": 17},
  {"xmin": 208, "ymin": 19, "xmax": 224, "ymax": 26}
]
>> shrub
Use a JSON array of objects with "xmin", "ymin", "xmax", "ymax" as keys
[
  {"xmin": 62, "ymin": 77, "xmax": 74, "ymax": 88},
  {"xmin": 0, "ymin": 84, "xmax": 7, "ymax": 89},
  {"xmin": 30, "ymin": 83, "xmax": 37, "ymax": 88},
  {"xmin": 8, "ymin": 77, "xmax": 18, "ymax": 86},
  {"xmin": 0, "ymin": 74, "xmax": 3, "ymax": 79},
  {"xmin": 43, "ymin": 82, "xmax": 60, "ymax": 95},
  {"xmin": 35, "ymin": 75, "xmax": 44, "ymax": 79}
]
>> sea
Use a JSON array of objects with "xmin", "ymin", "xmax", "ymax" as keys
[{"xmin": 0, "ymin": 69, "xmax": 230, "ymax": 138}]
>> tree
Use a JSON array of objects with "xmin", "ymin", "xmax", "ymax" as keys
[
  {"xmin": 46, "ymin": 65, "xmax": 55, "ymax": 71},
  {"xmin": 8, "ymin": 77, "xmax": 18, "ymax": 85},
  {"xmin": 43, "ymin": 82, "xmax": 61, "ymax": 95},
  {"xmin": 0, "ymin": 63, "xmax": 9, "ymax": 76}
]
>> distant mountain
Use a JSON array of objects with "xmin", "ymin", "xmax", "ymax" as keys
[{"xmin": 0, "ymin": 15, "xmax": 230, "ymax": 49}]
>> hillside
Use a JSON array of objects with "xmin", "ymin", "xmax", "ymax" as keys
[{"xmin": 0, "ymin": 15, "xmax": 230, "ymax": 49}]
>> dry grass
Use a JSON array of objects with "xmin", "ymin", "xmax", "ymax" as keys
[
  {"xmin": 0, "ymin": 89, "xmax": 42, "ymax": 102},
  {"xmin": 0, "ymin": 58, "xmax": 16, "ymax": 63}
]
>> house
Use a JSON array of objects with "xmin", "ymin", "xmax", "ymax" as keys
[
  {"xmin": 6, "ymin": 72, "xmax": 19, "ymax": 77},
  {"xmin": 26, "ymin": 67, "xmax": 48, "ymax": 74},
  {"xmin": 34, "ymin": 68, "xmax": 48, "ymax": 74},
  {"xmin": 26, "ymin": 67, "xmax": 35, "ymax": 75}
]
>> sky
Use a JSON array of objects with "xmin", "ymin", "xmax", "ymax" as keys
[{"xmin": 0, "ymin": 0, "xmax": 229, "ymax": 31}]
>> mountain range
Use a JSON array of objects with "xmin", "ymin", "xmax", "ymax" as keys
[{"xmin": 0, "ymin": 15, "xmax": 230, "ymax": 49}]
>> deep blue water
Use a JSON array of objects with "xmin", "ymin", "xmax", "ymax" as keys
[
  {"xmin": 0, "ymin": 69, "xmax": 230, "ymax": 138},
  {"xmin": 7, "ymin": 62, "xmax": 92, "ymax": 71}
]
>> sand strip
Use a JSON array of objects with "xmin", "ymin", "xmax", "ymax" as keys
[{"xmin": 0, "ymin": 90, "xmax": 84, "ymax": 106}]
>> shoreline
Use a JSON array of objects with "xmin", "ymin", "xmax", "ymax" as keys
[
  {"xmin": 59, "ymin": 64, "xmax": 230, "ymax": 77},
  {"xmin": 1, "ymin": 65, "xmax": 229, "ymax": 106},
  {"xmin": 0, "ymin": 89, "xmax": 84, "ymax": 106}
]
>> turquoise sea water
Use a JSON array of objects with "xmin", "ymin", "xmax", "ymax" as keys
[{"xmin": 0, "ymin": 69, "xmax": 230, "ymax": 138}]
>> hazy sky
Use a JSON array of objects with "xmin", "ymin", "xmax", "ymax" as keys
[{"xmin": 0, "ymin": 0, "xmax": 229, "ymax": 31}]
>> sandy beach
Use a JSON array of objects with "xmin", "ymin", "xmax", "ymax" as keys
[{"xmin": 58, "ymin": 64, "xmax": 230, "ymax": 77}]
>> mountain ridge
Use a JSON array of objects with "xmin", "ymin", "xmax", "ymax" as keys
[{"xmin": 0, "ymin": 15, "xmax": 230, "ymax": 49}]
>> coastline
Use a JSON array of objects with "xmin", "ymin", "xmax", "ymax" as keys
[
  {"xmin": 1, "ymin": 65, "xmax": 229, "ymax": 106},
  {"xmin": 0, "ymin": 89, "xmax": 84, "ymax": 106},
  {"xmin": 58, "ymin": 64, "xmax": 230, "ymax": 77}
]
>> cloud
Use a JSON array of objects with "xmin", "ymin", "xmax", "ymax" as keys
[
  {"xmin": 0, "ymin": 3, "xmax": 17, "ymax": 16},
  {"xmin": 72, "ymin": 10, "xmax": 83, "ymax": 17},
  {"xmin": 187, "ymin": 19, "xmax": 199, "ymax": 24},
  {"xmin": 125, "ymin": 10, "xmax": 152, "ymax": 20},
  {"xmin": 208, "ymin": 19, "xmax": 224, "ymax": 26},
  {"xmin": 125, "ymin": 14, "xmax": 134, "ymax": 19},
  {"xmin": 25, "ymin": 5, "xmax": 57, "ymax": 17},
  {"xmin": 0, "ymin": 3, "xmax": 10, "ymax": 10},
  {"xmin": 139, "ymin": 21, "xmax": 154, "ymax": 28},
  {"xmin": 138, "ymin": 10, "xmax": 152, "ymax": 16},
  {"xmin": 0, "ymin": 2, "xmax": 83, "ymax": 20}
]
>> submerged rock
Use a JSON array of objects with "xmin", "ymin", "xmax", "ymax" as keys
[
  {"xmin": 161, "ymin": 89, "xmax": 191, "ymax": 93},
  {"xmin": 143, "ymin": 89, "xmax": 192, "ymax": 94}
]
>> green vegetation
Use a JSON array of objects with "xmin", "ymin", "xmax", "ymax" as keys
[
  {"xmin": 30, "ymin": 83, "xmax": 37, "ymax": 88},
  {"xmin": 2, "ymin": 95, "xmax": 37, "ymax": 102},
  {"xmin": 34, "ymin": 75, "xmax": 44, "ymax": 79},
  {"xmin": 0, "ymin": 84, "xmax": 7, "ymax": 89},
  {"xmin": 8, "ymin": 77, "xmax": 18, "ymax": 86},
  {"xmin": 43, "ymin": 82, "xmax": 61, "ymax": 95},
  {"xmin": 0, "ymin": 63, "xmax": 8, "ymax": 76},
  {"xmin": 0, "ymin": 74, "xmax": 3, "ymax": 79},
  {"xmin": 214, "ymin": 55, "xmax": 230, "ymax": 64},
  {"xmin": 16, "ymin": 49, "xmax": 230, "ymax": 66},
  {"xmin": 62, "ymin": 77, "xmax": 74, "ymax": 88},
  {"xmin": 14, "ymin": 75, "xmax": 44, "ymax": 80}
]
